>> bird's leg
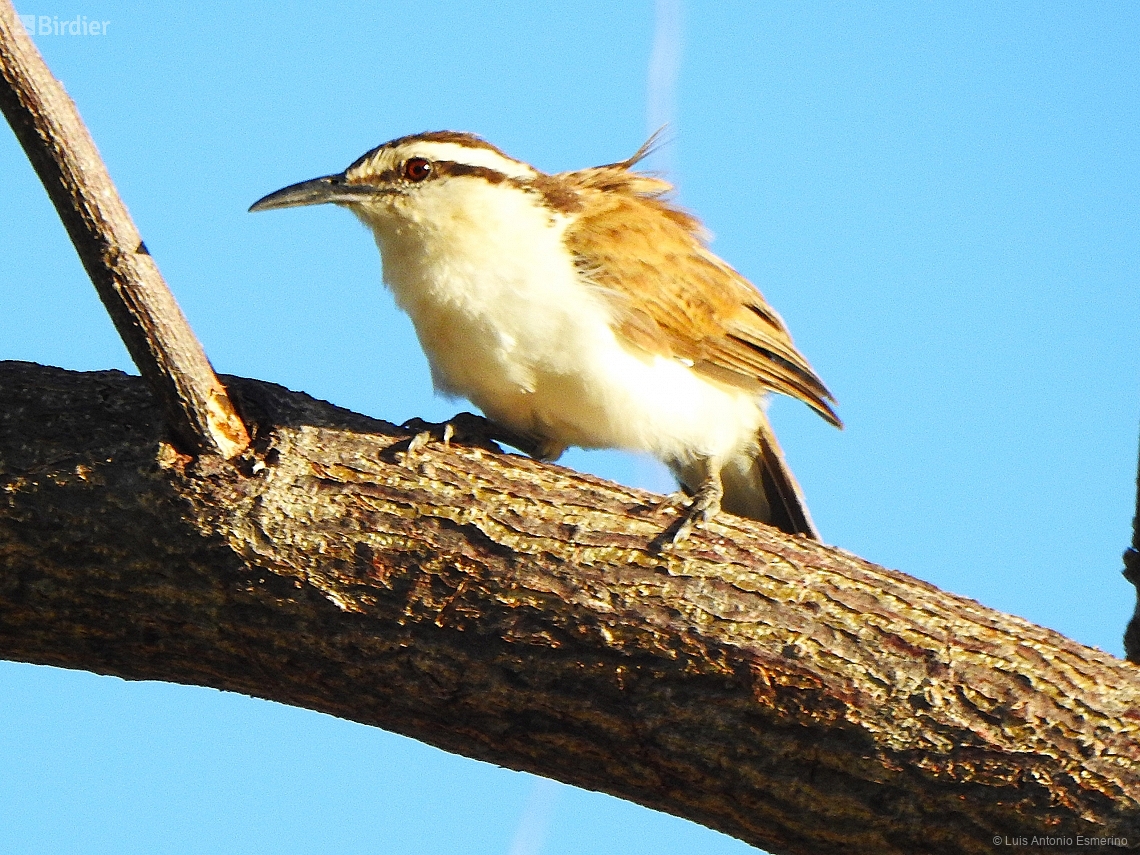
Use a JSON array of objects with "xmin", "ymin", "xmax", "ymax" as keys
[{"xmin": 654, "ymin": 465, "xmax": 724, "ymax": 547}]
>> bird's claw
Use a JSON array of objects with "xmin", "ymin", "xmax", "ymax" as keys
[
  {"xmin": 398, "ymin": 412, "xmax": 559, "ymax": 462},
  {"xmin": 401, "ymin": 420, "xmax": 455, "ymax": 458},
  {"xmin": 651, "ymin": 477, "xmax": 724, "ymax": 550},
  {"xmin": 395, "ymin": 415, "xmax": 478, "ymax": 467}
]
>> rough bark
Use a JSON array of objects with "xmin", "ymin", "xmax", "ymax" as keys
[{"xmin": 1, "ymin": 360, "xmax": 1138, "ymax": 855}]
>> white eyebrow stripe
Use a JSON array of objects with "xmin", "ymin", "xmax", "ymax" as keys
[{"xmin": 403, "ymin": 142, "xmax": 538, "ymax": 179}]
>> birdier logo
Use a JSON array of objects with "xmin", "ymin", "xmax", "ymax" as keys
[{"xmin": 19, "ymin": 14, "xmax": 110, "ymax": 36}]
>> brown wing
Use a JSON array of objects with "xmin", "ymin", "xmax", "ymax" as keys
[{"xmin": 560, "ymin": 164, "xmax": 841, "ymax": 427}]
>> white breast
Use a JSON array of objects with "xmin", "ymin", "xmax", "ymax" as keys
[{"xmin": 360, "ymin": 176, "xmax": 763, "ymax": 467}]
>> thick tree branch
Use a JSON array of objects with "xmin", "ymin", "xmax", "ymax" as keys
[
  {"xmin": 0, "ymin": 2, "xmax": 248, "ymax": 458},
  {"xmin": 1, "ymin": 361, "xmax": 1137, "ymax": 855}
]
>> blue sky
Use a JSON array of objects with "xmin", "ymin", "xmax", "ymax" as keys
[{"xmin": 1, "ymin": 2, "xmax": 1138, "ymax": 853}]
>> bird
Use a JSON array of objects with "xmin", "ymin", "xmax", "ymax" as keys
[{"xmin": 250, "ymin": 130, "xmax": 840, "ymax": 542}]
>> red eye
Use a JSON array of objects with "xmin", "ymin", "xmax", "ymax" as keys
[{"xmin": 403, "ymin": 157, "xmax": 432, "ymax": 182}]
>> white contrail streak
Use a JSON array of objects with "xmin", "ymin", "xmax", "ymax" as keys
[
  {"xmin": 646, "ymin": 0, "xmax": 684, "ymax": 172},
  {"xmin": 506, "ymin": 776, "xmax": 561, "ymax": 855}
]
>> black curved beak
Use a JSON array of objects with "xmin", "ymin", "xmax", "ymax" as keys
[{"xmin": 249, "ymin": 174, "xmax": 386, "ymax": 212}]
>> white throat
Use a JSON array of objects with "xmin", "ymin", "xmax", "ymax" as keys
[{"xmin": 359, "ymin": 175, "xmax": 596, "ymax": 396}]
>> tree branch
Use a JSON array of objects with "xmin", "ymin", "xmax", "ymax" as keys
[
  {"xmin": 1, "ymin": 360, "xmax": 1136, "ymax": 855},
  {"xmin": 1123, "ymin": 428, "xmax": 1140, "ymax": 664},
  {"xmin": 0, "ymin": 1, "xmax": 248, "ymax": 458}
]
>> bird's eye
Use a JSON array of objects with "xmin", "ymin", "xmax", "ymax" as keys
[{"xmin": 403, "ymin": 157, "xmax": 432, "ymax": 182}]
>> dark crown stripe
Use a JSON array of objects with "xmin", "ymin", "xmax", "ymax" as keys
[{"xmin": 347, "ymin": 130, "xmax": 523, "ymax": 174}]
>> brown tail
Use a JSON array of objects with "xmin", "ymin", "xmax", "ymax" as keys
[{"xmin": 718, "ymin": 417, "xmax": 820, "ymax": 540}]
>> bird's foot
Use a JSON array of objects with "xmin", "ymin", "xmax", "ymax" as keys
[
  {"xmin": 396, "ymin": 412, "xmax": 557, "ymax": 464},
  {"xmin": 396, "ymin": 412, "xmax": 494, "ymax": 464},
  {"xmin": 652, "ymin": 476, "xmax": 724, "ymax": 549}
]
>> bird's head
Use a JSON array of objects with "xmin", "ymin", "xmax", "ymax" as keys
[{"xmin": 249, "ymin": 131, "xmax": 548, "ymax": 233}]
